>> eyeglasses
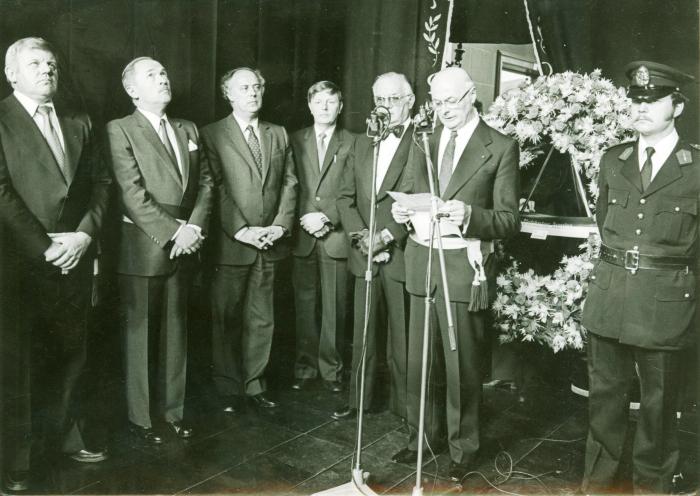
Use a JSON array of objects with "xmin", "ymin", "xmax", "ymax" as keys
[
  {"xmin": 430, "ymin": 88, "xmax": 473, "ymax": 110},
  {"xmin": 374, "ymin": 94, "xmax": 409, "ymax": 107}
]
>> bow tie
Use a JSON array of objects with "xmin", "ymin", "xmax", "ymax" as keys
[{"xmin": 387, "ymin": 125, "xmax": 404, "ymax": 138}]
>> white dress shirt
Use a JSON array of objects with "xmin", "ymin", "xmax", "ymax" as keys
[
  {"xmin": 638, "ymin": 129, "xmax": 679, "ymax": 181},
  {"xmin": 314, "ymin": 124, "xmax": 336, "ymax": 169},
  {"xmin": 137, "ymin": 107, "xmax": 183, "ymax": 176},
  {"xmin": 376, "ymin": 117, "xmax": 411, "ymax": 192},
  {"xmin": 233, "ymin": 112, "xmax": 264, "ymax": 165},
  {"xmin": 437, "ymin": 113, "xmax": 480, "ymax": 174},
  {"xmin": 14, "ymin": 90, "xmax": 66, "ymax": 152}
]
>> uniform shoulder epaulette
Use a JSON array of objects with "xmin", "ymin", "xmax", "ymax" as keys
[
  {"xmin": 617, "ymin": 145, "xmax": 634, "ymax": 161},
  {"xmin": 689, "ymin": 143, "xmax": 700, "ymax": 151}
]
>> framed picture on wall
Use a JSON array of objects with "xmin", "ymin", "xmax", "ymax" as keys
[{"xmin": 495, "ymin": 51, "xmax": 539, "ymax": 98}]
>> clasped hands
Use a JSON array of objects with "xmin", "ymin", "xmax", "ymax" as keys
[
  {"xmin": 234, "ymin": 225, "xmax": 285, "ymax": 250},
  {"xmin": 391, "ymin": 199, "xmax": 469, "ymax": 227},
  {"xmin": 44, "ymin": 231, "xmax": 92, "ymax": 274},
  {"xmin": 349, "ymin": 229, "xmax": 391, "ymax": 263},
  {"xmin": 170, "ymin": 224, "xmax": 205, "ymax": 259},
  {"xmin": 300, "ymin": 212, "xmax": 331, "ymax": 238}
]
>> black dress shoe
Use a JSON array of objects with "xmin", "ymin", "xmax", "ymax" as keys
[
  {"xmin": 249, "ymin": 393, "xmax": 279, "ymax": 408},
  {"xmin": 391, "ymin": 448, "xmax": 418, "ymax": 464},
  {"xmin": 448, "ymin": 461, "xmax": 472, "ymax": 483},
  {"xmin": 323, "ymin": 380, "xmax": 343, "ymax": 393},
  {"xmin": 128, "ymin": 422, "xmax": 163, "ymax": 445},
  {"xmin": 331, "ymin": 405, "xmax": 356, "ymax": 420},
  {"xmin": 291, "ymin": 378, "xmax": 313, "ymax": 391},
  {"xmin": 4, "ymin": 471, "xmax": 29, "ymax": 492},
  {"xmin": 68, "ymin": 448, "xmax": 108, "ymax": 463},
  {"xmin": 166, "ymin": 421, "xmax": 193, "ymax": 439}
]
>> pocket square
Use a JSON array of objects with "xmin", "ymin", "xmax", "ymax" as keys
[{"xmin": 187, "ymin": 140, "xmax": 198, "ymax": 151}]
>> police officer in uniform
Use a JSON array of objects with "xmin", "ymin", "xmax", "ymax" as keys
[{"xmin": 581, "ymin": 61, "xmax": 698, "ymax": 494}]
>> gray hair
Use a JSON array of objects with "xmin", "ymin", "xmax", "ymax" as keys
[
  {"xmin": 5, "ymin": 37, "xmax": 56, "ymax": 83},
  {"xmin": 121, "ymin": 56, "xmax": 156, "ymax": 92},
  {"xmin": 220, "ymin": 67, "xmax": 266, "ymax": 98},
  {"xmin": 372, "ymin": 72, "xmax": 414, "ymax": 96}
]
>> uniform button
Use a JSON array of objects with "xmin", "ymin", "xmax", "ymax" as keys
[
  {"xmin": 685, "ymin": 293, "xmax": 690, "ymax": 298},
  {"xmin": 635, "ymin": 229, "xmax": 642, "ymax": 235},
  {"xmin": 315, "ymin": 196, "xmax": 321, "ymax": 201},
  {"xmin": 639, "ymin": 198, "xmax": 646, "ymax": 204},
  {"xmin": 591, "ymin": 275, "xmax": 596, "ymax": 280},
  {"xmin": 674, "ymin": 206, "xmax": 680, "ymax": 212},
  {"xmin": 633, "ymin": 245, "xmax": 639, "ymax": 250},
  {"xmin": 637, "ymin": 213, "xmax": 644, "ymax": 219},
  {"xmin": 611, "ymin": 199, "xmax": 617, "ymax": 204}
]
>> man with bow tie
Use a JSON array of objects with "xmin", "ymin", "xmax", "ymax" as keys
[
  {"xmin": 290, "ymin": 81, "xmax": 355, "ymax": 393},
  {"xmin": 581, "ymin": 61, "xmax": 698, "ymax": 494},
  {"xmin": 107, "ymin": 57, "xmax": 213, "ymax": 445},
  {"xmin": 332, "ymin": 72, "xmax": 415, "ymax": 421},
  {"xmin": 0, "ymin": 37, "xmax": 111, "ymax": 492}
]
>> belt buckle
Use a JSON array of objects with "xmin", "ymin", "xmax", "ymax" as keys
[{"xmin": 624, "ymin": 249, "xmax": 639, "ymax": 272}]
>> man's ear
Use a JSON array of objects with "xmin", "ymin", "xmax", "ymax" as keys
[
  {"xmin": 125, "ymin": 84, "xmax": 138, "ymax": 100},
  {"xmin": 673, "ymin": 101, "xmax": 685, "ymax": 119},
  {"xmin": 4, "ymin": 66, "xmax": 16, "ymax": 86}
]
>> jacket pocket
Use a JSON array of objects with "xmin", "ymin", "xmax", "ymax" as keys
[
  {"xmin": 654, "ymin": 196, "xmax": 697, "ymax": 245},
  {"xmin": 651, "ymin": 274, "xmax": 695, "ymax": 347},
  {"xmin": 602, "ymin": 188, "xmax": 629, "ymax": 236}
]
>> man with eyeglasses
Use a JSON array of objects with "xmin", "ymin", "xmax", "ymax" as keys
[
  {"xmin": 391, "ymin": 67, "xmax": 520, "ymax": 481},
  {"xmin": 201, "ymin": 67, "xmax": 297, "ymax": 413},
  {"xmin": 332, "ymin": 72, "xmax": 415, "ymax": 421}
]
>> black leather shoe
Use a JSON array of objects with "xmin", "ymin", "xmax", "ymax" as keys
[
  {"xmin": 448, "ymin": 461, "xmax": 472, "ymax": 483},
  {"xmin": 128, "ymin": 422, "xmax": 163, "ymax": 445},
  {"xmin": 291, "ymin": 378, "xmax": 314, "ymax": 391},
  {"xmin": 249, "ymin": 393, "xmax": 279, "ymax": 408},
  {"xmin": 323, "ymin": 380, "xmax": 343, "ymax": 393},
  {"xmin": 4, "ymin": 471, "xmax": 29, "ymax": 492},
  {"xmin": 68, "ymin": 448, "xmax": 108, "ymax": 463},
  {"xmin": 331, "ymin": 405, "xmax": 356, "ymax": 420},
  {"xmin": 391, "ymin": 448, "xmax": 418, "ymax": 464},
  {"xmin": 166, "ymin": 421, "xmax": 193, "ymax": 439}
]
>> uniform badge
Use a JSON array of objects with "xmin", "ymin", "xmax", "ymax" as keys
[
  {"xmin": 618, "ymin": 146, "xmax": 634, "ymax": 161},
  {"xmin": 676, "ymin": 149, "xmax": 692, "ymax": 165},
  {"xmin": 634, "ymin": 65, "xmax": 650, "ymax": 87}
]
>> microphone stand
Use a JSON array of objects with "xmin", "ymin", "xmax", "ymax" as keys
[{"xmin": 411, "ymin": 104, "xmax": 456, "ymax": 496}]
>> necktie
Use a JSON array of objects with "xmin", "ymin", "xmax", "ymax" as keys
[
  {"xmin": 36, "ymin": 105, "xmax": 65, "ymax": 173},
  {"xmin": 640, "ymin": 146, "xmax": 654, "ymax": 191},
  {"xmin": 246, "ymin": 125, "xmax": 263, "ymax": 175},
  {"xmin": 317, "ymin": 132, "xmax": 327, "ymax": 169},
  {"xmin": 158, "ymin": 118, "xmax": 181, "ymax": 179},
  {"xmin": 387, "ymin": 125, "xmax": 404, "ymax": 138},
  {"xmin": 439, "ymin": 130, "xmax": 458, "ymax": 195}
]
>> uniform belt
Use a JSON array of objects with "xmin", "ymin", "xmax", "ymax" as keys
[{"xmin": 599, "ymin": 244, "xmax": 693, "ymax": 272}]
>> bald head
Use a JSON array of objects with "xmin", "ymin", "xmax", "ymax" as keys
[{"xmin": 429, "ymin": 67, "xmax": 477, "ymax": 130}]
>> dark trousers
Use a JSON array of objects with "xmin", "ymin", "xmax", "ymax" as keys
[
  {"xmin": 292, "ymin": 245, "xmax": 348, "ymax": 381},
  {"xmin": 118, "ymin": 268, "xmax": 191, "ymax": 428},
  {"xmin": 583, "ymin": 333, "xmax": 682, "ymax": 494},
  {"xmin": 347, "ymin": 269, "xmax": 408, "ymax": 417},
  {"xmin": 211, "ymin": 256, "xmax": 276, "ymax": 397},
  {"xmin": 406, "ymin": 293, "xmax": 484, "ymax": 465},
  {"xmin": 2, "ymin": 260, "xmax": 90, "ymax": 472}
]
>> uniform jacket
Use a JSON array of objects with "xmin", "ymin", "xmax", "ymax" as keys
[
  {"xmin": 107, "ymin": 110, "xmax": 213, "ymax": 276},
  {"xmin": 337, "ymin": 125, "xmax": 414, "ymax": 281},
  {"xmin": 201, "ymin": 115, "xmax": 297, "ymax": 266},
  {"xmin": 582, "ymin": 139, "xmax": 700, "ymax": 350},
  {"xmin": 0, "ymin": 95, "xmax": 111, "ymax": 260},
  {"xmin": 291, "ymin": 126, "xmax": 355, "ymax": 259},
  {"xmin": 400, "ymin": 120, "xmax": 520, "ymax": 302}
]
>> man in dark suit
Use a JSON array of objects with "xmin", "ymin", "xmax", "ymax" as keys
[
  {"xmin": 202, "ymin": 67, "xmax": 297, "ymax": 411},
  {"xmin": 581, "ymin": 62, "xmax": 698, "ymax": 494},
  {"xmin": 107, "ymin": 56, "xmax": 213, "ymax": 445},
  {"xmin": 290, "ymin": 81, "xmax": 355, "ymax": 392},
  {"xmin": 0, "ymin": 37, "xmax": 111, "ymax": 492},
  {"xmin": 332, "ymin": 72, "xmax": 415, "ymax": 420},
  {"xmin": 391, "ymin": 67, "xmax": 520, "ymax": 481}
]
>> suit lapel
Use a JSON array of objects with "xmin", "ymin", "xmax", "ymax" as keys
[
  {"xmin": 442, "ymin": 120, "xmax": 492, "ymax": 199},
  {"xmin": 260, "ymin": 122, "xmax": 272, "ymax": 184},
  {"xmin": 318, "ymin": 128, "xmax": 342, "ymax": 185},
  {"xmin": 642, "ymin": 141, "xmax": 684, "ymax": 197},
  {"xmin": 133, "ymin": 111, "xmax": 182, "ymax": 187},
  {"xmin": 172, "ymin": 120, "xmax": 190, "ymax": 192},
  {"xmin": 55, "ymin": 109, "xmax": 81, "ymax": 185},
  {"xmin": 377, "ymin": 124, "xmax": 413, "ymax": 199},
  {"xmin": 224, "ymin": 115, "xmax": 262, "ymax": 181},
  {"xmin": 304, "ymin": 127, "xmax": 321, "ymax": 179},
  {"xmin": 620, "ymin": 141, "xmax": 643, "ymax": 193}
]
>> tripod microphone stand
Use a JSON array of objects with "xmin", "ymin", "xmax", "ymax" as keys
[
  {"xmin": 312, "ymin": 106, "xmax": 390, "ymax": 496},
  {"xmin": 411, "ymin": 103, "xmax": 457, "ymax": 496}
]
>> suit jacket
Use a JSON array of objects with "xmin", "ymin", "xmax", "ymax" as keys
[
  {"xmin": 107, "ymin": 110, "xmax": 213, "ymax": 276},
  {"xmin": 401, "ymin": 120, "xmax": 521, "ymax": 301},
  {"xmin": 337, "ymin": 125, "xmax": 414, "ymax": 281},
  {"xmin": 582, "ymin": 139, "xmax": 700, "ymax": 350},
  {"xmin": 0, "ymin": 94, "xmax": 111, "ymax": 261},
  {"xmin": 201, "ymin": 114, "xmax": 298, "ymax": 265},
  {"xmin": 291, "ymin": 126, "xmax": 355, "ymax": 259}
]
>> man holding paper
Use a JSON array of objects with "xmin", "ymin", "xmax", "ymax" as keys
[{"xmin": 391, "ymin": 67, "xmax": 520, "ymax": 481}]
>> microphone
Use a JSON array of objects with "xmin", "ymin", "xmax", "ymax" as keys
[
  {"xmin": 366, "ymin": 106, "xmax": 391, "ymax": 139},
  {"xmin": 413, "ymin": 102, "xmax": 435, "ymax": 134}
]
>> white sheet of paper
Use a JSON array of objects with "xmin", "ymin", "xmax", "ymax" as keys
[{"xmin": 387, "ymin": 191, "xmax": 463, "ymax": 242}]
